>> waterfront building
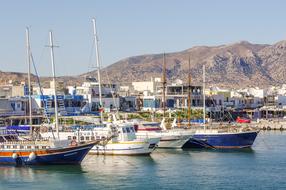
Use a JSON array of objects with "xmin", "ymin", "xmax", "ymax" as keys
[
  {"xmin": 32, "ymin": 94, "xmax": 85, "ymax": 116},
  {"xmin": 142, "ymin": 81, "xmax": 203, "ymax": 111},
  {"xmin": 0, "ymin": 97, "xmax": 28, "ymax": 117},
  {"xmin": 70, "ymin": 77, "xmax": 120, "ymax": 112}
]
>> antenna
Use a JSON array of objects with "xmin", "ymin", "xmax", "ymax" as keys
[
  {"xmin": 25, "ymin": 27, "xmax": 33, "ymax": 137},
  {"xmin": 92, "ymin": 18, "xmax": 103, "ymax": 121},
  {"xmin": 48, "ymin": 31, "xmax": 59, "ymax": 139}
]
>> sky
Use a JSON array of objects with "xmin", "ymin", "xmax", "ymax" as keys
[{"xmin": 0, "ymin": 0, "xmax": 286, "ymax": 77}]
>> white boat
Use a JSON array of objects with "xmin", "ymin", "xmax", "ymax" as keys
[
  {"xmin": 41, "ymin": 122, "xmax": 160, "ymax": 155},
  {"xmin": 132, "ymin": 118, "xmax": 194, "ymax": 149}
]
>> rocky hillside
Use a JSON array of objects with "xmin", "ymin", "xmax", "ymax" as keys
[
  {"xmin": 94, "ymin": 40, "xmax": 286, "ymax": 88},
  {"xmin": 0, "ymin": 71, "xmax": 35, "ymax": 85},
  {"xmin": 3, "ymin": 40, "xmax": 286, "ymax": 88},
  {"xmin": 0, "ymin": 71, "xmax": 81, "ymax": 87}
]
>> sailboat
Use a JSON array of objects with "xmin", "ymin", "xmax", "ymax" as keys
[
  {"xmin": 133, "ymin": 53, "xmax": 194, "ymax": 149},
  {"xmin": 42, "ymin": 18, "xmax": 160, "ymax": 155},
  {"xmin": 0, "ymin": 29, "xmax": 97, "ymax": 165},
  {"xmin": 182, "ymin": 65, "xmax": 259, "ymax": 149}
]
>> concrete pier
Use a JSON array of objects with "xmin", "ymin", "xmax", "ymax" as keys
[{"xmin": 244, "ymin": 119, "xmax": 286, "ymax": 130}]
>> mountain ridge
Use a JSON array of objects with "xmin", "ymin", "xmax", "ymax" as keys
[{"xmin": 2, "ymin": 40, "xmax": 286, "ymax": 89}]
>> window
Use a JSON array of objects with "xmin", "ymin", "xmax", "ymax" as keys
[
  {"xmin": 122, "ymin": 128, "xmax": 127, "ymax": 133},
  {"xmin": 73, "ymin": 136, "xmax": 77, "ymax": 140},
  {"xmin": 35, "ymin": 146, "xmax": 39, "ymax": 149},
  {"xmin": 86, "ymin": 136, "xmax": 90, "ymax": 141},
  {"xmin": 126, "ymin": 127, "xmax": 130, "ymax": 133},
  {"xmin": 6, "ymin": 145, "xmax": 10, "ymax": 149},
  {"xmin": 13, "ymin": 145, "xmax": 17, "ymax": 149},
  {"xmin": 80, "ymin": 136, "xmax": 84, "ymax": 141},
  {"xmin": 20, "ymin": 145, "xmax": 24, "ymax": 149},
  {"xmin": 68, "ymin": 136, "xmax": 72, "ymax": 140},
  {"xmin": 91, "ymin": 136, "xmax": 95, "ymax": 140},
  {"xmin": 42, "ymin": 146, "xmax": 46, "ymax": 149},
  {"xmin": 96, "ymin": 136, "xmax": 100, "ymax": 140},
  {"xmin": 27, "ymin": 146, "xmax": 31, "ymax": 149}
]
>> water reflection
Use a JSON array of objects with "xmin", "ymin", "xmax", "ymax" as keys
[
  {"xmin": 184, "ymin": 147, "xmax": 255, "ymax": 154},
  {"xmin": 0, "ymin": 132, "xmax": 286, "ymax": 190}
]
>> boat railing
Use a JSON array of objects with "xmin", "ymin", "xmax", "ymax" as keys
[{"xmin": 0, "ymin": 139, "xmax": 51, "ymax": 145}]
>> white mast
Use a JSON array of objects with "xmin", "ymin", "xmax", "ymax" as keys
[
  {"xmin": 203, "ymin": 65, "xmax": 206, "ymax": 131},
  {"xmin": 92, "ymin": 18, "xmax": 103, "ymax": 121},
  {"xmin": 26, "ymin": 27, "xmax": 33, "ymax": 137},
  {"xmin": 49, "ymin": 31, "xmax": 59, "ymax": 139}
]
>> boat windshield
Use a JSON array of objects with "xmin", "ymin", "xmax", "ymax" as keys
[{"xmin": 142, "ymin": 123, "xmax": 160, "ymax": 127}]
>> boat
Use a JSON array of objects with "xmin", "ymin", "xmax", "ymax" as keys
[
  {"xmin": 182, "ymin": 65, "xmax": 259, "ymax": 149},
  {"xmin": 0, "ymin": 29, "xmax": 98, "ymax": 166},
  {"xmin": 133, "ymin": 119, "xmax": 193, "ymax": 149},
  {"xmin": 89, "ymin": 122, "xmax": 159, "ymax": 155},
  {"xmin": 126, "ymin": 53, "xmax": 193, "ymax": 149},
  {"xmin": 183, "ymin": 127, "xmax": 259, "ymax": 149},
  {"xmin": 133, "ymin": 53, "xmax": 194, "ymax": 149},
  {"xmin": 41, "ymin": 121, "xmax": 160, "ymax": 155},
  {"xmin": 0, "ymin": 128, "xmax": 97, "ymax": 165}
]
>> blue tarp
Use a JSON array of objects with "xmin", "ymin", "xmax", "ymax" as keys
[
  {"xmin": 181, "ymin": 119, "xmax": 206, "ymax": 124},
  {"xmin": 6, "ymin": 125, "xmax": 30, "ymax": 131}
]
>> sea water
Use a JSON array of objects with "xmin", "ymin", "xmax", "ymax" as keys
[{"xmin": 1, "ymin": 131, "xmax": 286, "ymax": 190}]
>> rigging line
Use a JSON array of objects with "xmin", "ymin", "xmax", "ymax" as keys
[
  {"xmin": 99, "ymin": 49, "xmax": 118, "ymax": 111},
  {"xmin": 103, "ymin": 69, "xmax": 118, "ymax": 111},
  {"xmin": 87, "ymin": 39, "xmax": 95, "ymax": 73},
  {"xmin": 30, "ymin": 52, "xmax": 52, "ymax": 128}
]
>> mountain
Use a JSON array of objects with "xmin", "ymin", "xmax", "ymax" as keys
[
  {"xmin": 94, "ymin": 41, "xmax": 276, "ymax": 88},
  {"xmin": 0, "ymin": 71, "xmax": 81, "ymax": 87},
  {"xmin": 0, "ymin": 71, "xmax": 36, "ymax": 85},
  {"xmin": 89, "ymin": 41, "xmax": 286, "ymax": 88},
  {"xmin": 3, "ymin": 40, "xmax": 286, "ymax": 88}
]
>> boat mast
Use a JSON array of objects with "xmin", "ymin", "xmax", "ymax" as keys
[
  {"xmin": 49, "ymin": 31, "xmax": 59, "ymax": 139},
  {"xmin": 26, "ymin": 27, "xmax": 33, "ymax": 137},
  {"xmin": 203, "ymin": 65, "xmax": 206, "ymax": 131},
  {"xmin": 162, "ymin": 53, "xmax": 166, "ymax": 119},
  {"xmin": 92, "ymin": 18, "xmax": 103, "ymax": 121},
  {"xmin": 187, "ymin": 56, "xmax": 191, "ymax": 128}
]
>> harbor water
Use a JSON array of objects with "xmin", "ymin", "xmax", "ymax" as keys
[{"xmin": 1, "ymin": 131, "xmax": 286, "ymax": 190}]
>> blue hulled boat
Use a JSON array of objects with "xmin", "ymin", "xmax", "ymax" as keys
[
  {"xmin": 181, "ymin": 65, "xmax": 259, "ymax": 149},
  {"xmin": 0, "ymin": 129, "xmax": 98, "ymax": 165},
  {"xmin": 183, "ymin": 128, "xmax": 259, "ymax": 149}
]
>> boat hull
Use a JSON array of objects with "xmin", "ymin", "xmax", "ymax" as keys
[
  {"xmin": 158, "ymin": 135, "xmax": 191, "ymax": 149},
  {"xmin": 137, "ymin": 132, "xmax": 192, "ymax": 149},
  {"xmin": 0, "ymin": 143, "xmax": 95, "ymax": 165},
  {"xmin": 183, "ymin": 130, "xmax": 259, "ymax": 149},
  {"xmin": 89, "ymin": 138, "xmax": 160, "ymax": 155}
]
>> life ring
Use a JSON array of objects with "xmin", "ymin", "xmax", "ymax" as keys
[
  {"xmin": 70, "ymin": 140, "xmax": 78, "ymax": 147},
  {"xmin": 12, "ymin": 153, "xmax": 18, "ymax": 159},
  {"xmin": 29, "ymin": 152, "xmax": 37, "ymax": 161}
]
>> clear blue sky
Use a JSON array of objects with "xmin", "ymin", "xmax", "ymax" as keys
[{"xmin": 1, "ymin": 0, "xmax": 286, "ymax": 76}]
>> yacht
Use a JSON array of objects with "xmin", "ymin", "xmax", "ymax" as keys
[{"xmin": 41, "ymin": 122, "xmax": 160, "ymax": 155}]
